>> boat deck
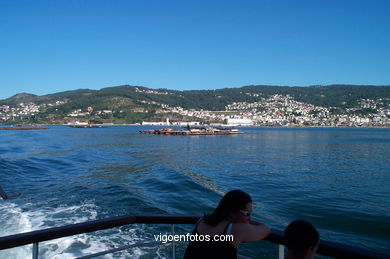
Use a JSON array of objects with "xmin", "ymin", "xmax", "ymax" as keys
[{"xmin": 0, "ymin": 214, "xmax": 385, "ymax": 259}]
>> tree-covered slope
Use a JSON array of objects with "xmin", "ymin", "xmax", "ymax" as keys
[{"xmin": 1, "ymin": 84, "xmax": 389, "ymax": 111}]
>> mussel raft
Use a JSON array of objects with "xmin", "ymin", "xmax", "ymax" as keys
[{"xmin": 140, "ymin": 126, "xmax": 242, "ymax": 135}]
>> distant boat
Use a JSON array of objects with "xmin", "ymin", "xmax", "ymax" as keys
[{"xmin": 69, "ymin": 125, "xmax": 105, "ymax": 128}]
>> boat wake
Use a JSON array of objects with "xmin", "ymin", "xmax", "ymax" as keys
[{"xmin": 0, "ymin": 201, "xmax": 163, "ymax": 259}]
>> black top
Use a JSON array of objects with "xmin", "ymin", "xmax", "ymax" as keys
[{"xmin": 183, "ymin": 219, "xmax": 237, "ymax": 259}]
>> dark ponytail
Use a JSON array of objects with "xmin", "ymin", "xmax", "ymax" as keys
[{"xmin": 203, "ymin": 190, "xmax": 252, "ymax": 226}]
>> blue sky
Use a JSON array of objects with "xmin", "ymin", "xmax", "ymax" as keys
[{"xmin": 0, "ymin": 0, "xmax": 389, "ymax": 100}]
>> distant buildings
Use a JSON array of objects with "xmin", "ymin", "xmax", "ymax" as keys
[
  {"xmin": 1, "ymin": 94, "xmax": 389, "ymax": 127},
  {"xmin": 226, "ymin": 118, "xmax": 253, "ymax": 126}
]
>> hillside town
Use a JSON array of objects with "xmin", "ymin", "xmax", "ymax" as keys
[
  {"xmin": 1, "ymin": 94, "xmax": 389, "ymax": 127},
  {"xmin": 143, "ymin": 95, "xmax": 390, "ymax": 127}
]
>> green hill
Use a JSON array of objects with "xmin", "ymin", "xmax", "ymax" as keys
[{"xmin": 1, "ymin": 84, "xmax": 389, "ymax": 124}]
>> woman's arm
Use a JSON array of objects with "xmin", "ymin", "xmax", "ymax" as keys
[
  {"xmin": 232, "ymin": 221, "xmax": 271, "ymax": 245},
  {"xmin": 249, "ymin": 220, "xmax": 262, "ymax": 225}
]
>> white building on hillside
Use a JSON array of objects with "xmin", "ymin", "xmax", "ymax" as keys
[{"xmin": 227, "ymin": 118, "xmax": 253, "ymax": 126}]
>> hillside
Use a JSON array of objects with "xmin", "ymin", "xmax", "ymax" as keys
[{"xmin": 1, "ymin": 84, "xmax": 389, "ymax": 125}]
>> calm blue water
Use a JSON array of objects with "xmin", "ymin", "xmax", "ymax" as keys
[{"xmin": 0, "ymin": 126, "xmax": 389, "ymax": 258}]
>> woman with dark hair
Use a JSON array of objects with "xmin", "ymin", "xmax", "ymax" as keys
[{"xmin": 183, "ymin": 190, "xmax": 270, "ymax": 259}]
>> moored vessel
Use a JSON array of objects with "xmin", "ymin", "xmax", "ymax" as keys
[{"xmin": 140, "ymin": 126, "xmax": 242, "ymax": 135}]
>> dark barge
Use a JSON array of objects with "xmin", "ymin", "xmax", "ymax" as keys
[{"xmin": 140, "ymin": 126, "xmax": 242, "ymax": 135}]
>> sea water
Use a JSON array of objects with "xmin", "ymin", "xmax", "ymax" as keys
[{"xmin": 0, "ymin": 126, "xmax": 389, "ymax": 258}]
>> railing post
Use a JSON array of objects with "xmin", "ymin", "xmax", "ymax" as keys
[
  {"xmin": 171, "ymin": 224, "xmax": 175, "ymax": 259},
  {"xmin": 278, "ymin": 244, "xmax": 284, "ymax": 259},
  {"xmin": 32, "ymin": 242, "xmax": 39, "ymax": 259}
]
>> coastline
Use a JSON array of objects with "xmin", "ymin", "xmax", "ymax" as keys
[{"xmin": 1, "ymin": 123, "xmax": 390, "ymax": 129}]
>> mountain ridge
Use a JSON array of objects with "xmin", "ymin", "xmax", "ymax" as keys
[{"xmin": 3, "ymin": 84, "xmax": 390, "ymax": 103}]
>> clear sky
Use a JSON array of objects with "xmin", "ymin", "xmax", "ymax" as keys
[{"xmin": 1, "ymin": 0, "xmax": 389, "ymax": 100}]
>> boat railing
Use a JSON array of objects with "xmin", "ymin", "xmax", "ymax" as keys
[{"xmin": 0, "ymin": 214, "xmax": 386, "ymax": 259}]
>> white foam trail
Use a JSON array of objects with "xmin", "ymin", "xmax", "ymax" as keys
[
  {"xmin": 0, "ymin": 202, "xmax": 33, "ymax": 258},
  {"xmin": 0, "ymin": 201, "xmax": 155, "ymax": 259}
]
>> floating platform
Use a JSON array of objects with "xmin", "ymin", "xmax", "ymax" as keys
[{"xmin": 140, "ymin": 127, "xmax": 242, "ymax": 135}]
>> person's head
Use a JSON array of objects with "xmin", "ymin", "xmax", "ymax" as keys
[
  {"xmin": 284, "ymin": 220, "xmax": 320, "ymax": 258},
  {"xmin": 203, "ymin": 190, "xmax": 252, "ymax": 226}
]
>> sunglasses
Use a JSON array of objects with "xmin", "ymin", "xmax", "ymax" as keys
[{"xmin": 239, "ymin": 210, "xmax": 251, "ymax": 217}]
